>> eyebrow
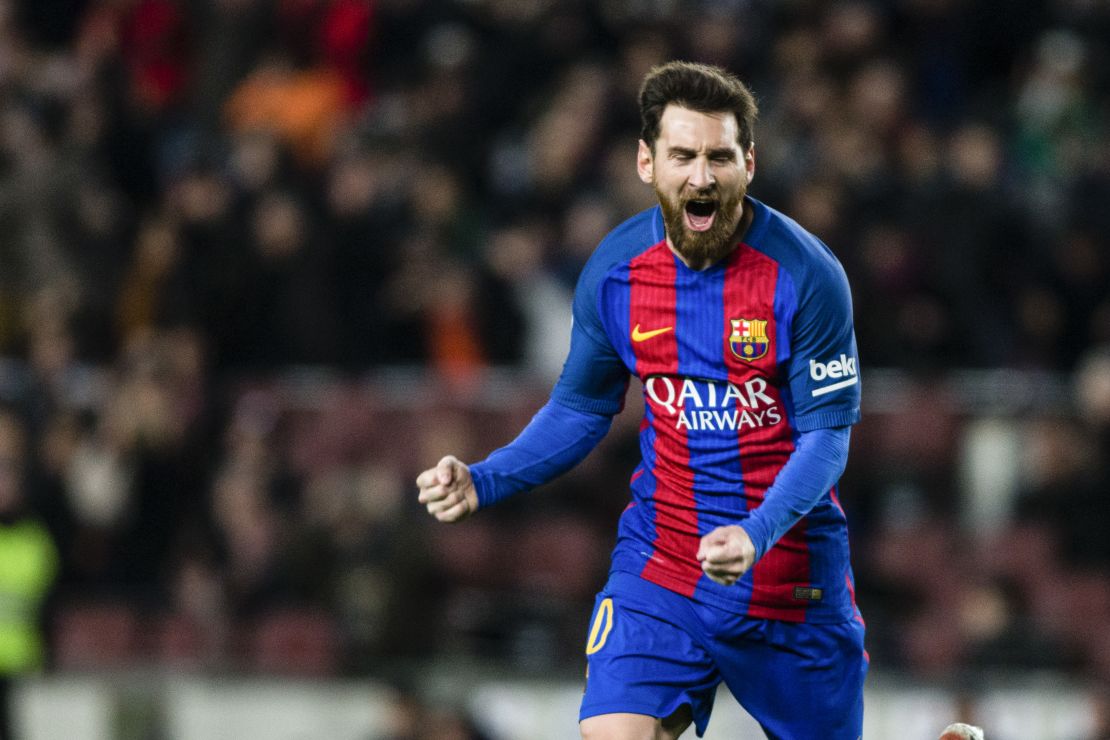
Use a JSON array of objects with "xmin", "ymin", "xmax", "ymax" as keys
[{"xmin": 667, "ymin": 146, "xmax": 737, "ymax": 160}]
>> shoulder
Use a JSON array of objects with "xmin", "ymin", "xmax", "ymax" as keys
[
  {"xmin": 577, "ymin": 206, "xmax": 666, "ymax": 290},
  {"xmin": 746, "ymin": 198, "xmax": 850, "ymax": 298}
]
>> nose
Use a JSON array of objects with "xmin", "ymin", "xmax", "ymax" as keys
[{"xmin": 688, "ymin": 155, "xmax": 714, "ymax": 189}]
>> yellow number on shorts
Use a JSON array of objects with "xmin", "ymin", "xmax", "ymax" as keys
[{"xmin": 585, "ymin": 598, "xmax": 614, "ymax": 655}]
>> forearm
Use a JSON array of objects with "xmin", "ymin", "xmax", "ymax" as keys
[
  {"xmin": 469, "ymin": 399, "xmax": 613, "ymax": 507},
  {"xmin": 739, "ymin": 426, "xmax": 850, "ymax": 561}
]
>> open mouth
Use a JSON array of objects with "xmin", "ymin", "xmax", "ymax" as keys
[{"xmin": 684, "ymin": 199, "xmax": 718, "ymax": 232}]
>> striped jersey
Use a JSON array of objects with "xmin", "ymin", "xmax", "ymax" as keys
[{"xmin": 551, "ymin": 197, "xmax": 862, "ymax": 623}]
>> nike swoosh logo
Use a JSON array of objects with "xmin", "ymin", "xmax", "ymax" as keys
[{"xmin": 631, "ymin": 324, "xmax": 673, "ymax": 342}]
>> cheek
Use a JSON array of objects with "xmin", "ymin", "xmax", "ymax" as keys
[
  {"xmin": 716, "ymin": 172, "xmax": 744, "ymax": 192},
  {"xmin": 653, "ymin": 172, "xmax": 682, "ymax": 194}
]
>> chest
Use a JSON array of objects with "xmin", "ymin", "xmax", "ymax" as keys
[{"xmin": 601, "ymin": 244, "xmax": 785, "ymax": 382}]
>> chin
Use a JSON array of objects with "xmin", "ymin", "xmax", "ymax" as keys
[
  {"xmin": 674, "ymin": 233, "xmax": 735, "ymax": 266},
  {"xmin": 674, "ymin": 209, "xmax": 742, "ymax": 264}
]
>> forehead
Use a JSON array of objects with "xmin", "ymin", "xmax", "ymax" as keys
[{"xmin": 657, "ymin": 105, "xmax": 740, "ymax": 149}]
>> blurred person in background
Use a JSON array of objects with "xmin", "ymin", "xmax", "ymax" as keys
[
  {"xmin": 420, "ymin": 61, "xmax": 868, "ymax": 740},
  {"xmin": 373, "ymin": 683, "xmax": 493, "ymax": 740},
  {"xmin": 1081, "ymin": 683, "xmax": 1110, "ymax": 740},
  {"xmin": 0, "ymin": 410, "xmax": 58, "ymax": 740}
]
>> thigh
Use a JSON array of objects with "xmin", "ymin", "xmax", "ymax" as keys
[
  {"xmin": 713, "ymin": 618, "xmax": 868, "ymax": 740},
  {"xmin": 579, "ymin": 706, "xmax": 692, "ymax": 740},
  {"xmin": 579, "ymin": 585, "xmax": 720, "ymax": 738}
]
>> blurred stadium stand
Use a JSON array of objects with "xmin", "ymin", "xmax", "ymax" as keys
[{"xmin": 0, "ymin": 0, "xmax": 1108, "ymax": 737}]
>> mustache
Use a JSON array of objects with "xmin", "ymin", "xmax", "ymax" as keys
[{"xmin": 681, "ymin": 187, "xmax": 720, "ymax": 203}]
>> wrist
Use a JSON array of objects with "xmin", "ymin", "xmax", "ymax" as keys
[
  {"xmin": 738, "ymin": 519, "xmax": 768, "ymax": 563},
  {"xmin": 469, "ymin": 464, "xmax": 493, "ymax": 508}
]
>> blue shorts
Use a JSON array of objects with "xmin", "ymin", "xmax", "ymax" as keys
[{"xmin": 580, "ymin": 572, "xmax": 868, "ymax": 739}]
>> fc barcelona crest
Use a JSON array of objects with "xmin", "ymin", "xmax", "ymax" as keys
[{"xmin": 729, "ymin": 318, "xmax": 769, "ymax": 362}]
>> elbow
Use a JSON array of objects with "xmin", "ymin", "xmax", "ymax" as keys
[{"xmin": 801, "ymin": 425, "xmax": 851, "ymax": 478}]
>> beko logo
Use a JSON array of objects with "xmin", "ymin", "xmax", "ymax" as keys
[{"xmin": 808, "ymin": 354, "xmax": 859, "ymax": 397}]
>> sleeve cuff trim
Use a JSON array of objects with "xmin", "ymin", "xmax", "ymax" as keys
[{"xmin": 794, "ymin": 408, "xmax": 860, "ymax": 432}]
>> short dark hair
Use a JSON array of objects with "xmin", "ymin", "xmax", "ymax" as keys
[{"xmin": 639, "ymin": 61, "xmax": 758, "ymax": 151}]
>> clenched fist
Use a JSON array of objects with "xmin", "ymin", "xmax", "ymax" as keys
[
  {"xmin": 416, "ymin": 455, "xmax": 479, "ymax": 523},
  {"xmin": 696, "ymin": 525, "xmax": 756, "ymax": 586}
]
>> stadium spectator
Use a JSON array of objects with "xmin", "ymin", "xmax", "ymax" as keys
[{"xmin": 0, "ymin": 411, "xmax": 58, "ymax": 740}]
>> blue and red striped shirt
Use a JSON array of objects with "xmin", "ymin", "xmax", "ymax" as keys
[{"xmin": 475, "ymin": 196, "xmax": 862, "ymax": 623}]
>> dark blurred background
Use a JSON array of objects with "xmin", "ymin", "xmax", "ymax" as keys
[{"xmin": 0, "ymin": 0, "xmax": 1108, "ymax": 737}]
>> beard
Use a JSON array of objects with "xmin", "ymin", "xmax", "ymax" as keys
[{"xmin": 656, "ymin": 183, "xmax": 745, "ymax": 267}]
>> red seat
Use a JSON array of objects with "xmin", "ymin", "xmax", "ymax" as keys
[
  {"xmin": 53, "ymin": 602, "xmax": 141, "ymax": 669},
  {"xmin": 247, "ymin": 608, "xmax": 340, "ymax": 677},
  {"xmin": 156, "ymin": 613, "xmax": 221, "ymax": 668}
]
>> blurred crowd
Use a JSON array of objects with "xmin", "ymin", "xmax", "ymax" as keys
[{"xmin": 0, "ymin": 0, "xmax": 1108, "ymax": 696}]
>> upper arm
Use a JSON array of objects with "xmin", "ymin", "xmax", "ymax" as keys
[
  {"xmin": 783, "ymin": 257, "xmax": 861, "ymax": 432},
  {"xmin": 550, "ymin": 261, "xmax": 629, "ymax": 416}
]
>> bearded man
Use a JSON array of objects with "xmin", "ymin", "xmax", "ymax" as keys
[{"xmin": 419, "ymin": 61, "xmax": 867, "ymax": 740}]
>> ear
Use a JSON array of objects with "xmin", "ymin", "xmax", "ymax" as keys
[
  {"xmin": 744, "ymin": 145, "xmax": 756, "ymax": 185},
  {"xmin": 637, "ymin": 139, "xmax": 654, "ymax": 184}
]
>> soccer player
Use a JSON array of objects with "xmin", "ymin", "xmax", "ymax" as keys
[{"xmin": 417, "ymin": 61, "xmax": 866, "ymax": 739}]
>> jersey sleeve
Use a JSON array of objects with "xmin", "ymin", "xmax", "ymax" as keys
[
  {"xmin": 783, "ymin": 256, "xmax": 861, "ymax": 432},
  {"xmin": 738, "ymin": 425, "xmax": 851, "ymax": 560},
  {"xmin": 470, "ymin": 400, "xmax": 613, "ymax": 507},
  {"xmin": 469, "ymin": 248, "xmax": 630, "ymax": 506},
  {"xmin": 549, "ymin": 252, "xmax": 630, "ymax": 416}
]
